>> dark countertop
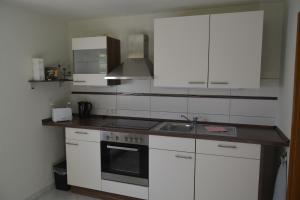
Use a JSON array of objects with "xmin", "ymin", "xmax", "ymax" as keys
[{"xmin": 42, "ymin": 115, "xmax": 289, "ymax": 147}]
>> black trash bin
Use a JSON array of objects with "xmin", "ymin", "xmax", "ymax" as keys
[{"xmin": 53, "ymin": 161, "xmax": 70, "ymax": 191}]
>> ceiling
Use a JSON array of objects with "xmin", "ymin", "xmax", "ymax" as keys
[{"xmin": 3, "ymin": 0, "xmax": 270, "ymax": 20}]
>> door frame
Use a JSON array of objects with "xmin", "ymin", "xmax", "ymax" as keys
[{"xmin": 287, "ymin": 12, "xmax": 300, "ymax": 200}]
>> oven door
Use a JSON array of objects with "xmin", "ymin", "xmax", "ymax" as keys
[{"xmin": 101, "ymin": 141, "xmax": 148, "ymax": 186}]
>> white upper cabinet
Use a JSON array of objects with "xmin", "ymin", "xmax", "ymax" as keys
[
  {"xmin": 72, "ymin": 37, "xmax": 107, "ymax": 50},
  {"xmin": 154, "ymin": 11, "xmax": 264, "ymax": 89},
  {"xmin": 72, "ymin": 36, "xmax": 120, "ymax": 86},
  {"xmin": 154, "ymin": 15, "xmax": 209, "ymax": 88},
  {"xmin": 209, "ymin": 11, "xmax": 264, "ymax": 89}
]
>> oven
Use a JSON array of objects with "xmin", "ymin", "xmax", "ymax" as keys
[{"xmin": 101, "ymin": 132, "xmax": 149, "ymax": 187}]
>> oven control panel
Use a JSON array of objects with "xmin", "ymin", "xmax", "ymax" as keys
[{"xmin": 101, "ymin": 131, "xmax": 148, "ymax": 146}]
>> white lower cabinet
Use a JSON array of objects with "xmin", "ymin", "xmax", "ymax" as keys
[
  {"xmin": 149, "ymin": 148, "xmax": 195, "ymax": 200},
  {"xmin": 195, "ymin": 140, "xmax": 261, "ymax": 200},
  {"xmin": 64, "ymin": 129, "xmax": 262, "ymax": 200},
  {"xmin": 66, "ymin": 139, "xmax": 101, "ymax": 191}
]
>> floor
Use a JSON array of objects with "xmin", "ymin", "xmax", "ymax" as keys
[{"xmin": 38, "ymin": 189, "xmax": 101, "ymax": 200}]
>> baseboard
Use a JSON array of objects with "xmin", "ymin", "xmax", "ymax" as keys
[
  {"xmin": 24, "ymin": 183, "xmax": 54, "ymax": 200},
  {"xmin": 71, "ymin": 186, "xmax": 143, "ymax": 200}
]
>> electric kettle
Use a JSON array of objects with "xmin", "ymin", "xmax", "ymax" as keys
[{"xmin": 78, "ymin": 101, "xmax": 93, "ymax": 118}]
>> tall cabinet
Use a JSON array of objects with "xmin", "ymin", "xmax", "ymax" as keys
[{"xmin": 154, "ymin": 11, "xmax": 264, "ymax": 89}]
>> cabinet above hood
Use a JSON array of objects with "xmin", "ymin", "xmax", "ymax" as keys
[{"xmin": 105, "ymin": 34, "xmax": 153, "ymax": 80}]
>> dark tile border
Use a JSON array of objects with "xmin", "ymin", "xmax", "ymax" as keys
[{"xmin": 72, "ymin": 91, "xmax": 278, "ymax": 100}]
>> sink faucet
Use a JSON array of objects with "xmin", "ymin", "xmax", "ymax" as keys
[{"xmin": 181, "ymin": 114, "xmax": 198, "ymax": 126}]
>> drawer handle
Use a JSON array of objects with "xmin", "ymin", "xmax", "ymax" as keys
[
  {"xmin": 66, "ymin": 142, "xmax": 79, "ymax": 146},
  {"xmin": 175, "ymin": 155, "xmax": 193, "ymax": 159},
  {"xmin": 73, "ymin": 80, "xmax": 86, "ymax": 83},
  {"xmin": 74, "ymin": 131, "xmax": 88, "ymax": 135},
  {"xmin": 217, "ymin": 144, "xmax": 237, "ymax": 149},
  {"xmin": 107, "ymin": 145, "xmax": 138, "ymax": 152},
  {"xmin": 210, "ymin": 81, "xmax": 229, "ymax": 85},
  {"xmin": 188, "ymin": 81, "xmax": 206, "ymax": 84}
]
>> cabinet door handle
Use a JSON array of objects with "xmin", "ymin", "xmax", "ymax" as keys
[
  {"xmin": 73, "ymin": 80, "xmax": 86, "ymax": 83},
  {"xmin": 74, "ymin": 131, "xmax": 88, "ymax": 135},
  {"xmin": 107, "ymin": 145, "xmax": 138, "ymax": 152},
  {"xmin": 66, "ymin": 142, "xmax": 79, "ymax": 146},
  {"xmin": 217, "ymin": 144, "xmax": 237, "ymax": 149},
  {"xmin": 175, "ymin": 155, "xmax": 193, "ymax": 159},
  {"xmin": 188, "ymin": 81, "xmax": 206, "ymax": 84},
  {"xmin": 210, "ymin": 81, "xmax": 229, "ymax": 85}
]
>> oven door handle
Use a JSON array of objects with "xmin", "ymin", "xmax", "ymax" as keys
[{"xmin": 107, "ymin": 145, "xmax": 138, "ymax": 152}]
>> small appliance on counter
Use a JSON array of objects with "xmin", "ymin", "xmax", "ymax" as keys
[
  {"xmin": 78, "ymin": 101, "xmax": 93, "ymax": 118},
  {"xmin": 52, "ymin": 107, "xmax": 72, "ymax": 122}
]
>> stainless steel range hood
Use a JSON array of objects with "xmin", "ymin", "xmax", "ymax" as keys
[{"xmin": 105, "ymin": 34, "xmax": 153, "ymax": 80}]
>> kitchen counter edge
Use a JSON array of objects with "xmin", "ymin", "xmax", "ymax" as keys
[{"xmin": 42, "ymin": 117, "xmax": 290, "ymax": 147}]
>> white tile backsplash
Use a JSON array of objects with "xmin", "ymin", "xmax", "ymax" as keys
[
  {"xmin": 150, "ymin": 111, "xmax": 186, "ymax": 120},
  {"xmin": 71, "ymin": 94, "xmax": 116, "ymax": 114},
  {"xmin": 230, "ymin": 116, "xmax": 275, "ymax": 126},
  {"xmin": 189, "ymin": 113, "xmax": 230, "ymax": 123},
  {"xmin": 117, "ymin": 96, "xmax": 150, "ymax": 111},
  {"xmin": 188, "ymin": 98, "xmax": 230, "ymax": 115},
  {"xmin": 117, "ymin": 80, "xmax": 151, "ymax": 93},
  {"xmin": 72, "ymin": 85, "xmax": 117, "ymax": 93},
  {"xmin": 71, "ymin": 79, "xmax": 279, "ymax": 126},
  {"xmin": 87, "ymin": 95, "xmax": 116, "ymax": 110},
  {"xmin": 117, "ymin": 109, "xmax": 150, "ymax": 118},
  {"xmin": 93, "ymin": 108, "xmax": 116, "ymax": 116},
  {"xmin": 230, "ymin": 99, "xmax": 277, "ymax": 118},
  {"xmin": 230, "ymin": 79, "xmax": 279, "ymax": 97},
  {"xmin": 150, "ymin": 80, "xmax": 189, "ymax": 94},
  {"xmin": 150, "ymin": 97, "xmax": 187, "ymax": 113}
]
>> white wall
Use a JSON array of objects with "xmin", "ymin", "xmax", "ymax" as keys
[
  {"xmin": 0, "ymin": 2, "xmax": 70, "ymax": 200},
  {"xmin": 277, "ymin": 0, "xmax": 300, "ymax": 139},
  {"xmin": 71, "ymin": 79, "xmax": 279, "ymax": 126}
]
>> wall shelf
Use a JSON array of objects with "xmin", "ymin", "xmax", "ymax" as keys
[{"xmin": 28, "ymin": 79, "xmax": 72, "ymax": 89}]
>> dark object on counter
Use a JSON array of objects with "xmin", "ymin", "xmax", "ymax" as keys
[
  {"xmin": 78, "ymin": 101, "xmax": 93, "ymax": 118},
  {"xmin": 53, "ymin": 161, "xmax": 70, "ymax": 191}
]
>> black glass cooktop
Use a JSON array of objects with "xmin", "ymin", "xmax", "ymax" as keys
[{"xmin": 102, "ymin": 119, "xmax": 159, "ymax": 130}]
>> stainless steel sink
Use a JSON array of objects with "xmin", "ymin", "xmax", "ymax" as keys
[
  {"xmin": 155, "ymin": 122, "xmax": 195, "ymax": 133},
  {"xmin": 152, "ymin": 121, "xmax": 237, "ymax": 137}
]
